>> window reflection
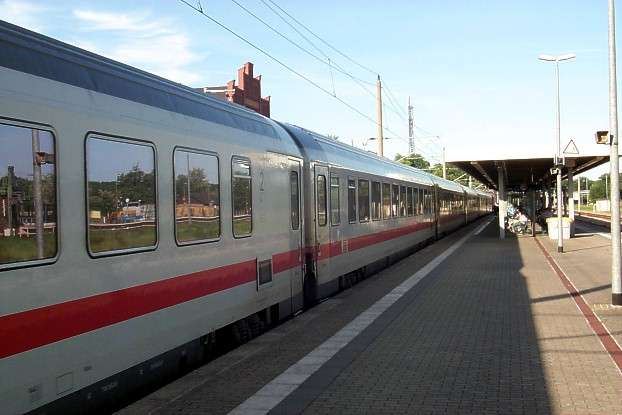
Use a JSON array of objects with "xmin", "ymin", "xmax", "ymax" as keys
[
  {"xmin": 358, "ymin": 179, "xmax": 370, "ymax": 222},
  {"xmin": 391, "ymin": 184, "xmax": 399, "ymax": 217},
  {"xmin": 232, "ymin": 157, "xmax": 252, "ymax": 236},
  {"xmin": 330, "ymin": 175, "xmax": 340, "ymax": 225},
  {"xmin": 371, "ymin": 181, "xmax": 381, "ymax": 220},
  {"xmin": 86, "ymin": 137, "xmax": 156, "ymax": 253},
  {"xmin": 317, "ymin": 175, "xmax": 327, "ymax": 227},
  {"xmin": 0, "ymin": 124, "xmax": 57, "ymax": 265},
  {"xmin": 348, "ymin": 179, "xmax": 356, "ymax": 223},
  {"xmin": 290, "ymin": 171, "xmax": 299, "ymax": 230},
  {"xmin": 400, "ymin": 185, "xmax": 407, "ymax": 217},
  {"xmin": 382, "ymin": 183, "xmax": 391, "ymax": 219},
  {"xmin": 175, "ymin": 149, "xmax": 220, "ymax": 243}
]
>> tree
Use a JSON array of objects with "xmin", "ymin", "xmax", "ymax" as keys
[
  {"xmin": 589, "ymin": 180, "xmax": 606, "ymax": 202},
  {"xmin": 430, "ymin": 163, "xmax": 464, "ymax": 182},
  {"xmin": 394, "ymin": 153, "xmax": 430, "ymax": 170},
  {"xmin": 326, "ymin": 134, "xmax": 339, "ymax": 141}
]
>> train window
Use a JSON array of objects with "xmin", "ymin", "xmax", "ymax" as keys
[
  {"xmin": 422, "ymin": 189, "xmax": 428, "ymax": 214},
  {"xmin": 330, "ymin": 175, "xmax": 340, "ymax": 225},
  {"xmin": 348, "ymin": 178, "xmax": 357, "ymax": 223},
  {"xmin": 87, "ymin": 136, "xmax": 156, "ymax": 254},
  {"xmin": 358, "ymin": 179, "xmax": 370, "ymax": 222},
  {"xmin": 232, "ymin": 156, "xmax": 252, "ymax": 237},
  {"xmin": 382, "ymin": 183, "xmax": 391, "ymax": 219},
  {"xmin": 290, "ymin": 171, "xmax": 300, "ymax": 230},
  {"xmin": 317, "ymin": 175, "xmax": 327, "ymax": 226},
  {"xmin": 391, "ymin": 184, "xmax": 399, "ymax": 217},
  {"xmin": 174, "ymin": 149, "xmax": 220, "ymax": 244},
  {"xmin": 0, "ymin": 124, "xmax": 57, "ymax": 266},
  {"xmin": 371, "ymin": 181, "xmax": 381, "ymax": 220},
  {"xmin": 407, "ymin": 187, "xmax": 413, "ymax": 216},
  {"xmin": 413, "ymin": 187, "xmax": 419, "ymax": 215},
  {"xmin": 399, "ymin": 185, "xmax": 407, "ymax": 217}
]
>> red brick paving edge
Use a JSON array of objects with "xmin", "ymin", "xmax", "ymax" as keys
[{"xmin": 534, "ymin": 237, "xmax": 622, "ymax": 376}]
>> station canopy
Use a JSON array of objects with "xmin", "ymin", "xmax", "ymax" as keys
[{"xmin": 448, "ymin": 150, "xmax": 610, "ymax": 191}]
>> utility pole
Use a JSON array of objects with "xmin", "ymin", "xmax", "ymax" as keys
[
  {"xmin": 186, "ymin": 152, "xmax": 192, "ymax": 225},
  {"xmin": 7, "ymin": 166, "xmax": 13, "ymax": 236},
  {"xmin": 609, "ymin": 0, "xmax": 621, "ymax": 306},
  {"xmin": 376, "ymin": 75, "xmax": 384, "ymax": 157},
  {"xmin": 442, "ymin": 146, "xmax": 447, "ymax": 179},
  {"xmin": 408, "ymin": 96, "xmax": 414, "ymax": 154},
  {"xmin": 578, "ymin": 176, "xmax": 581, "ymax": 212},
  {"xmin": 32, "ymin": 129, "xmax": 44, "ymax": 259}
]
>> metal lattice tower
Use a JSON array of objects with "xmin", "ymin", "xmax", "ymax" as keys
[{"xmin": 408, "ymin": 96, "xmax": 414, "ymax": 154}]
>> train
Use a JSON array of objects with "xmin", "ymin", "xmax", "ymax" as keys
[{"xmin": 0, "ymin": 21, "xmax": 492, "ymax": 414}]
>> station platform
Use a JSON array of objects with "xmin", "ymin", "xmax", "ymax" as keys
[{"xmin": 118, "ymin": 217, "xmax": 622, "ymax": 415}]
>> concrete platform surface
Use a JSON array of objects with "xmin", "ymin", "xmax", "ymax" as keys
[{"xmin": 118, "ymin": 217, "xmax": 622, "ymax": 415}]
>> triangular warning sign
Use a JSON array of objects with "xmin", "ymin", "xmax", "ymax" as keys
[{"xmin": 563, "ymin": 139, "xmax": 579, "ymax": 155}]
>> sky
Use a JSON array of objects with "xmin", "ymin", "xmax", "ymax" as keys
[{"xmin": 0, "ymin": 0, "xmax": 617, "ymax": 179}]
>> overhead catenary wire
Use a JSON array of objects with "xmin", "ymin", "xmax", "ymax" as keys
[
  {"xmin": 181, "ymin": 0, "xmax": 441, "ymax": 161},
  {"xmin": 263, "ymin": 0, "xmax": 378, "ymax": 76},
  {"xmin": 262, "ymin": 0, "xmax": 443, "ymax": 147},
  {"xmin": 382, "ymin": 81, "xmax": 407, "ymax": 120},
  {"xmin": 228, "ymin": 0, "xmax": 375, "ymax": 98},
  {"xmin": 252, "ymin": 0, "xmax": 440, "ymax": 147},
  {"xmin": 179, "ymin": 0, "xmax": 404, "ymax": 143}
]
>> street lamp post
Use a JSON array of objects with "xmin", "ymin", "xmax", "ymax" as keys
[
  {"xmin": 539, "ymin": 52, "xmax": 576, "ymax": 253},
  {"xmin": 609, "ymin": 0, "xmax": 621, "ymax": 306}
]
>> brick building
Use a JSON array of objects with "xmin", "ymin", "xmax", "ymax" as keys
[{"xmin": 197, "ymin": 62, "xmax": 271, "ymax": 117}]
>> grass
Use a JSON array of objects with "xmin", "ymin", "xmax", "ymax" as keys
[
  {"xmin": 89, "ymin": 225, "xmax": 156, "ymax": 253},
  {"xmin": 176, "ymin": 220, "xmax": 219, "ymax": 242},
  {"xmin": 0, "ymin": 234, "xmax": 57, "ymax": 264},
  {"xmin": 233, "ymin": 216, "xmax": 252, "ymax": 237}
]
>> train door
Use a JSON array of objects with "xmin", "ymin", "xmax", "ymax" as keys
[
  {"xmin": 314, "ymin": 164, "xmax": 330, "ymax": 287},
  {"xmin": 288, "ymin": 159, "xmax": 304, "ymax": 312}
]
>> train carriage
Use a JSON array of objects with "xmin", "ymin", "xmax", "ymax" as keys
[
  {"xmin": 0, "ymin": 21, "xmax": 308, "ymax": 414},
  {"xmin": 282, "ymin": 124, "xmax": 437, "ymax": 301},
  {"xmin": 431, "ymin": 176, "xmax": 467, "ymax": 236}
]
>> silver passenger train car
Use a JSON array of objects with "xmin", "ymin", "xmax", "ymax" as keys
[{"xmin": 0, "ymin": 22, "xmax": 492, "ymax": 414}]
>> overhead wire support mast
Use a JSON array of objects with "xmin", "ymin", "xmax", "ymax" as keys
[{"xmin": 408, "ymin": 97, "xmax": 414, "ymax": 154}]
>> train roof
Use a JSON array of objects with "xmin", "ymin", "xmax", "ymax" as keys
[
  {"xmin": 461, "ymin": 185, "xmax": 479, "ymax": 196},
  {"xmin": 0, "ymin": 20, "xmax": 281, "ymax": 139},
  {"xmin": 429, "ymin": 175, "xmax": 465, "ymax": 193},
  {"xmin": 282, "ymin": 123, "xmax": 435, "ymax": 186}
]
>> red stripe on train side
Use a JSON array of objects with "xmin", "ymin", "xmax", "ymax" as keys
[
  {"xmin": 342, "ymin": 221, "xmax": 433, "ymax": 253},
  {"xmin": 0, "ymin": 260, "xmax": 257, "ymax": 359},
  {"xmin": 0, "ymin": 220, "xmax": 434, "ymax": 358},
  {"xmin": 272, "ymin": 249, "xmax": 302, "ymax": 274}
]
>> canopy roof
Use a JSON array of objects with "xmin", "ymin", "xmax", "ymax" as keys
[{"xmin": 449, "ymin": 155, "xmax": 609, "ymax": 191}]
